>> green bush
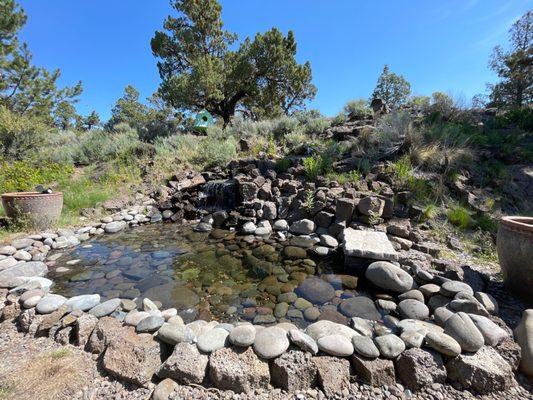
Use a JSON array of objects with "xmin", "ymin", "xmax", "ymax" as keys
[
  {"xmin": 0, "ymin": 106, "xmax": 49, "ymax": 161},
  {"xmin": 447, "ymin": 206, "xmax": 471, "ymax": 229},
  {"xmin": 343, "ymin": 99, "xmax": 373, "ymax": 120},
  {"xmin": 494, "ymin": 107, "xmax": 533, "ymax": 131},
  {"xmin": 0, "ymin": 160, "xmax": 73, "ymax": 193},
  {"xmin": 275, "ymin": 157, "xmax": 291, "ymax": 173},
  {"xmin": 303, "ymin": 153, "xmax": 333, "ymax": 180}
]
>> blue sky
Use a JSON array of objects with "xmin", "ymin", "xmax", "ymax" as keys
[{"xmin": 19, "ymin": 0, "xmax": 532, "ymax": 120}]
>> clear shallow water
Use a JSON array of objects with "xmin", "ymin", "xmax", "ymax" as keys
[{"xmin": 50, "ymin": 223, "xmax": 364, "ymax": 326}]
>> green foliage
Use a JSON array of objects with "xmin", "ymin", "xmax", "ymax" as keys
[
  {"xmin": 388, "ymin": 156, "xmax": 412, "ymax": 185},
  {"xmin": 488, "ymin": 11, "xmax": 532, "ymax": 107},
  {"xmin": 0, "ymin": 159, "xmax": 73, "ymax": 193},
  {"xmin": 151, "ymin": 0, "xmax": 316, "ymax": 124},
  {"xmin": 0, "ymin": 0, "xmax": 82, "ymax": 120},
  {"xmin": 370, "ymin": 65, "xmax": 411, "ymax": 108},
  {"xmin": 275, "ymin": 157, "xmax": 291, "ymax": 173},
  {"xmin": 303, "ymin": 189, "xmax": 315, "ymax": 212},
  {"xmin": 422, "ymin": 203, "xmax": 439, "ymax": 221},
  {"xmin": 303, "ymin": 153, "xmax": 332, "ymax": 180},
  {"xmin": 474, "ymin": 213, "xmax": 498, "ymax": 233},
  {"xmin": 447, "ymin": 206, "xmax": 471, "ymax": 229},
  {"xmin": 0, "ymin": 105, "xmax": 48, "ymax": 160},
  {"xmin": 343, "ymin": 99, "xmax": 373, "ymax": 119},
  {"xmin": 326, "ymin": 170, "xmax": 361, "ymax": 184},
  {"xmin": 494, "ymin": 107, "xmax": 533, "ymax": 131}
]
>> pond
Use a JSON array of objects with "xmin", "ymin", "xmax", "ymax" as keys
[{"xmin": 49, "ymin": 223, "xmax": 369, "ymax": 327}]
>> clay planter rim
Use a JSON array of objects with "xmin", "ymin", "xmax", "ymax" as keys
[
  {"xmin": 1, "ymin": 191, "xmax": 63, "ymax": 199},
  {"xmin": 499, "ymin": 216, "xmax": 533, "ymax": 233}
]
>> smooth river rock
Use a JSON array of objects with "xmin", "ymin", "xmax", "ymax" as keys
[
  {"xmin": 398, "ymin": 299, "xmax": 430, "ymax": 320},
  {"xmin": 229, "ymin": 325, "xmax": 256, "ymax": 347},
  {"xmin": 89, "ymin": 298, "xmax": 122, "ymax": 317},
  {"xmin": 374, "ymin": 334, "xmax": 405, "ymax": 358},
  {"xmin": 296, "ymin": 277, "xmax": 335, "ymax": 304},
  {"xmin": 317, "ymin": 334, "xmax": 354, "ymax": 356},
  {"xmin": 253, "ymin": 326, "xmax": 289, "ymax": 359},
  {"xmin": 36, "ymin": 294, "xmax": 67, "ymax": 314},
  {"xmin": 66, "ymin": 294, "xmax": 101, "ymax": 311},
  {"xmin": 365, "ymin": 261, "xmax": 413, "ymax": 293},
  {"xmin": 444, "ymin": 312, "xmax": 484, "ymax": 352},
  {"xmin": 197, "ymin": 328, "xmax": 230, "ymax": 353}
]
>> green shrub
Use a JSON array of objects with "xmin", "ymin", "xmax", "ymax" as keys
[
  {"xmin": 275, "ymin": 157, "xmax": 291, "ymax": 173},
  {"xmin": 447, "ymin": 206, "xmax": 471, "ymax": 229},
  {"xmin": 0, "ymin": 106, "xmax": 49, "ymax": 161},
  {"xmin": 0, "ymin": 160, "xmax": 73, "ymax": 193},
  {"xmin": 494, "ymin": 107, "xmax": 533, "ymax": 131},
  {"xmin": 303, "ymin": 155, "xmax": 322, "ymax": 180},
  {"xmin": 388, "ymin": 156, "xmax": 412, "ymax": 185},
  {"xmin": 326, "ymin": 170, "xmax": 361, "ymax": 184},
  {"xmin": 192, "ymin": 128, "xmax": 237, "ymax": 168},
  {"xmin": 474, "ymin": 213, "xmax": 498, "ymax": 233},
  {"xmin": 343, "ymin": 99, "xmax": 373, "ymax": 119},
  {"xmin": 422, "ymin": 203, "xmax": 439, "ymax": 220}
]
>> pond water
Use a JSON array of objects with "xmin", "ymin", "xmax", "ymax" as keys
[{"xmin": 50, "ymin": 223, "xmax": 369, "ymax": 326}]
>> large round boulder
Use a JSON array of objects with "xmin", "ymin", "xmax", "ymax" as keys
[{"xmin": 365, "ymin": 261, "xmax": 414, "ymax": 293}]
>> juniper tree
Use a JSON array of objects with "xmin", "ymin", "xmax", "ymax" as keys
[
  {"xmin": 151, "ymin": 0, "xmax": 316, "ymax": 126},
  {"xmin": 488, "ymin": 11, "xmax": 532, "ymax": 107},
  {"xmin": 0, "ymin": 0, "xmax": 82, "ymax": 120},
  {"xmin": 370, "ymin": 65, "xmax": 411, "ymax": 109}
]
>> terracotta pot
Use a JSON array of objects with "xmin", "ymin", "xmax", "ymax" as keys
[
  {"xmin": 497, "ymin": 216, "xmax": 533, "ymax": 303},
  {"xmin": 1, "ymin": 191, "xmax": 63, "ymax": 230}
]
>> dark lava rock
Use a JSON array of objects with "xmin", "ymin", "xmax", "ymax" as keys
[{"xmin": 296, "ymin": 278, "xmax": 335, "ymax": 305}]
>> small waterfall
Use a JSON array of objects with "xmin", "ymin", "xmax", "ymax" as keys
[{"xmin": 200, "ymin": 180, "xmax": 236, "ymax": 210}]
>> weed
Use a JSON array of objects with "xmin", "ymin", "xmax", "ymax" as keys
[
  {"xmin": 275, "ymin": 157, "xmax": 291, "ymax": 173},
  {"xmin": 326, "ymin": 170, "xmax": 361, "ymax": 184},
  {"xmin": 303, "ymin": 156, "xmax": 322, "ymax": 180},
  {"xmin": 50, "ymin": 348, "xmax": 72, "ymax": 359},
  {"xmin": 303, "ymin": 189, "xmax": 315, "ymax": 212},
  {"xmin": 447, "ymin": 206, "xmax": 471, "ymax": 229},
  {"xmin": 422, "ymin": 204, "xmax": 439, "ymax": 221}
]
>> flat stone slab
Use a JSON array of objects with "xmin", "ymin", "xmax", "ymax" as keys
[{"xmin": 342, "ymin": 228, "xmax": 398, "ymax": 263}]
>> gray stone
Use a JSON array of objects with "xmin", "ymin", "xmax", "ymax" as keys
[
  {"xmin": 253, "ymin": 326, "xmax": 289, "ymax": 359},
  {"xmin": 306, "ymin": 320, "xmax": 359, "ymax": 341},
  {"xmin": 66, "ymin": 294, "xmax": 100, "ymax": 311},
  {"xmin": 440, "ymin": 280, "xmax": 474, "ymax": 297},
  {"xmin": 351, "ymin": 317, "xmax": 374, "ymax": 337},
  {"xmin": 36, "ymin": 294, "xmax": 67, "ymax": 314},
  {"xmin": 395, "ymin": 348, "xmax": 446, "ymax": 390},
  {"xmin": 468, "ymin": 313, "xmax": 509, "ymax": 346},
  {"xmin": 313, "ymin": 356, "xmax": 350, "ymax": 397},
  {"xmin": 229, "ymin": 324, "xmax": 256, "ymax": 347},
  {"xmin": 0, "ymin": 257, "xmax": 18, "ymax": 270},
  {"xmin": 13, "ymin": 250, "xmax": 31, "ymax": 261},
  {"xmin": 514, "ymin": 309, "xmax": 533, "ymax": 378},
  {"xmin": 136, "ymin": 316, "xmax": 165, "ymax": 333},
  {"xmin": 398, "ymin": 299, "xmax": 429, "ymax": 320},
  {"xmin": 425, "ymin": 331, "xmax": 462, "ymax": 357},
  {"xmin": 320, "ymin": 234, "xmax": 338, "ymax": 248},
  {"xmin": 365, "ymin": 261, "xmax": 413, "ymax": 293},
  {"xmin": 343, "ymin": 228, "xmax": 398, "ymax": 262},
  {"xmin": 157, "ymin": 323, "xmax": 194, "ymax": 345},
  {"xmin": 400, "ymin": 330, "xmax": 425, "ymax": 348},
  {"xmin": 434, "ymin": 306, "xmax": 454, "ymax": 326},
  {"xmin": 102, "ymin": 328, "xmax": 161, "ymax": 387},
  {"xmin": 0, "ymin": 261, "xmax": 48, "ymax": 279},
  {"xmin": 352, "ymin": 335, "xmax": 380, "ymax": 358},
  {"xmin": 89, "ymin": 298, "xmax": 121, "ymax": 317},
  {"xmin": 474, "ymin": 292, "xmax": 499, "ymax": 314},
  {"xmin": 295, "ymin": 277, "xmax": 335, "ymax": 304},
  {"xmin": 398, "ymin": 289, "xmax": 425, "ymax": 303},
  {"xmin": 317, "ymin": 334, "xmax": 354, "ymax": 356},
  {"xmin": 290, "ymin": 219, "xmax": 315, "ymax": 235},
  {"xmin": 197, "ymin": 328, "xmax": 229, "ymax": 353},
  {"xmin": 11, "ymin": 238, "xmax": 34, "ymax": 249},
  {"xmin": 444, "ymin": 312, "xmax": 484, "ymax": 352},
  {"xmin": 273, "ymin": 219, "xmax": 289, "ymax": 231},
  {"xmin": 0, "ymin": 245, "xmax": 16, "ymax": 255},
  {"xmin": 288, "ymin": 329, "xmax": 318, "ymax": 355},
  {"xmin": 375, "ymin": 334, "xmax": 405, "ymax": 358},
  {"xmin": 104, "ymin": 221, "xmax": 127, "ymax": 233},
  {"xmin": 351, "ymin": 355, "xmax": 396, "ymax": 386},
  {"xmin": 158, "ymin": 342, "xmax": 208, "ymax": 384},
  {"xmin": 271, "ymin": 350, "xmax": 317, "ymax": 391},
  {"xmin": 209, "ymin": 347, "xmax": 270, "ymax": 393},
  {"xmin": 339, "ymin": 296, "xmax": 381, "ymax": 320},
  {"xmin": 446, "ymin": 346, "xmax": 515, "ymax": 394},
  {"xmin": 124, "ymin": 311, "xmax": 150, "ymax": 326},
  {"xmin": 152, "ymin": 379, "xmax": 178, "ymax": 400}
]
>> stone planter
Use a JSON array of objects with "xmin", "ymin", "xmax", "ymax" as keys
[
  {"xmin": 1, "ymin": 191, "xmax": 63, "ymax": 230},
  {"xmin": 497, "ymin": 216, "xmax": 533, "ymax": 303}
]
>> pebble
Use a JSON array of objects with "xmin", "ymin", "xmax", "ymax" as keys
[
  {"xmin": 229, "ymin": 325, "xmax": 256, "ymax": 347},
  {"xmin": 36, "ymin": 294, "xmax": 67, "ymax": 314},
  {"xmin": 136, "ymin": 316, "xmax": 165, "ymax": 332},
  {"xmin": 352, "ymin": 336, "xmax": 380, "ymax": 358},
  {"xmin": 196, "ymin": 328, "xmax": 229, "ymax": 353},
  {"xmin": 89, "ymin": 298, "xmax": 121, "ymax": 317},
  {"xmin": 288, "ymin": 329, "xmax": 318, "ymax": 355}
]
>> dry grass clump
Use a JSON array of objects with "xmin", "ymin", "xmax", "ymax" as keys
[{"xmin": 0, "ymin": 347, "xmax": 92, "ymax": 400}]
